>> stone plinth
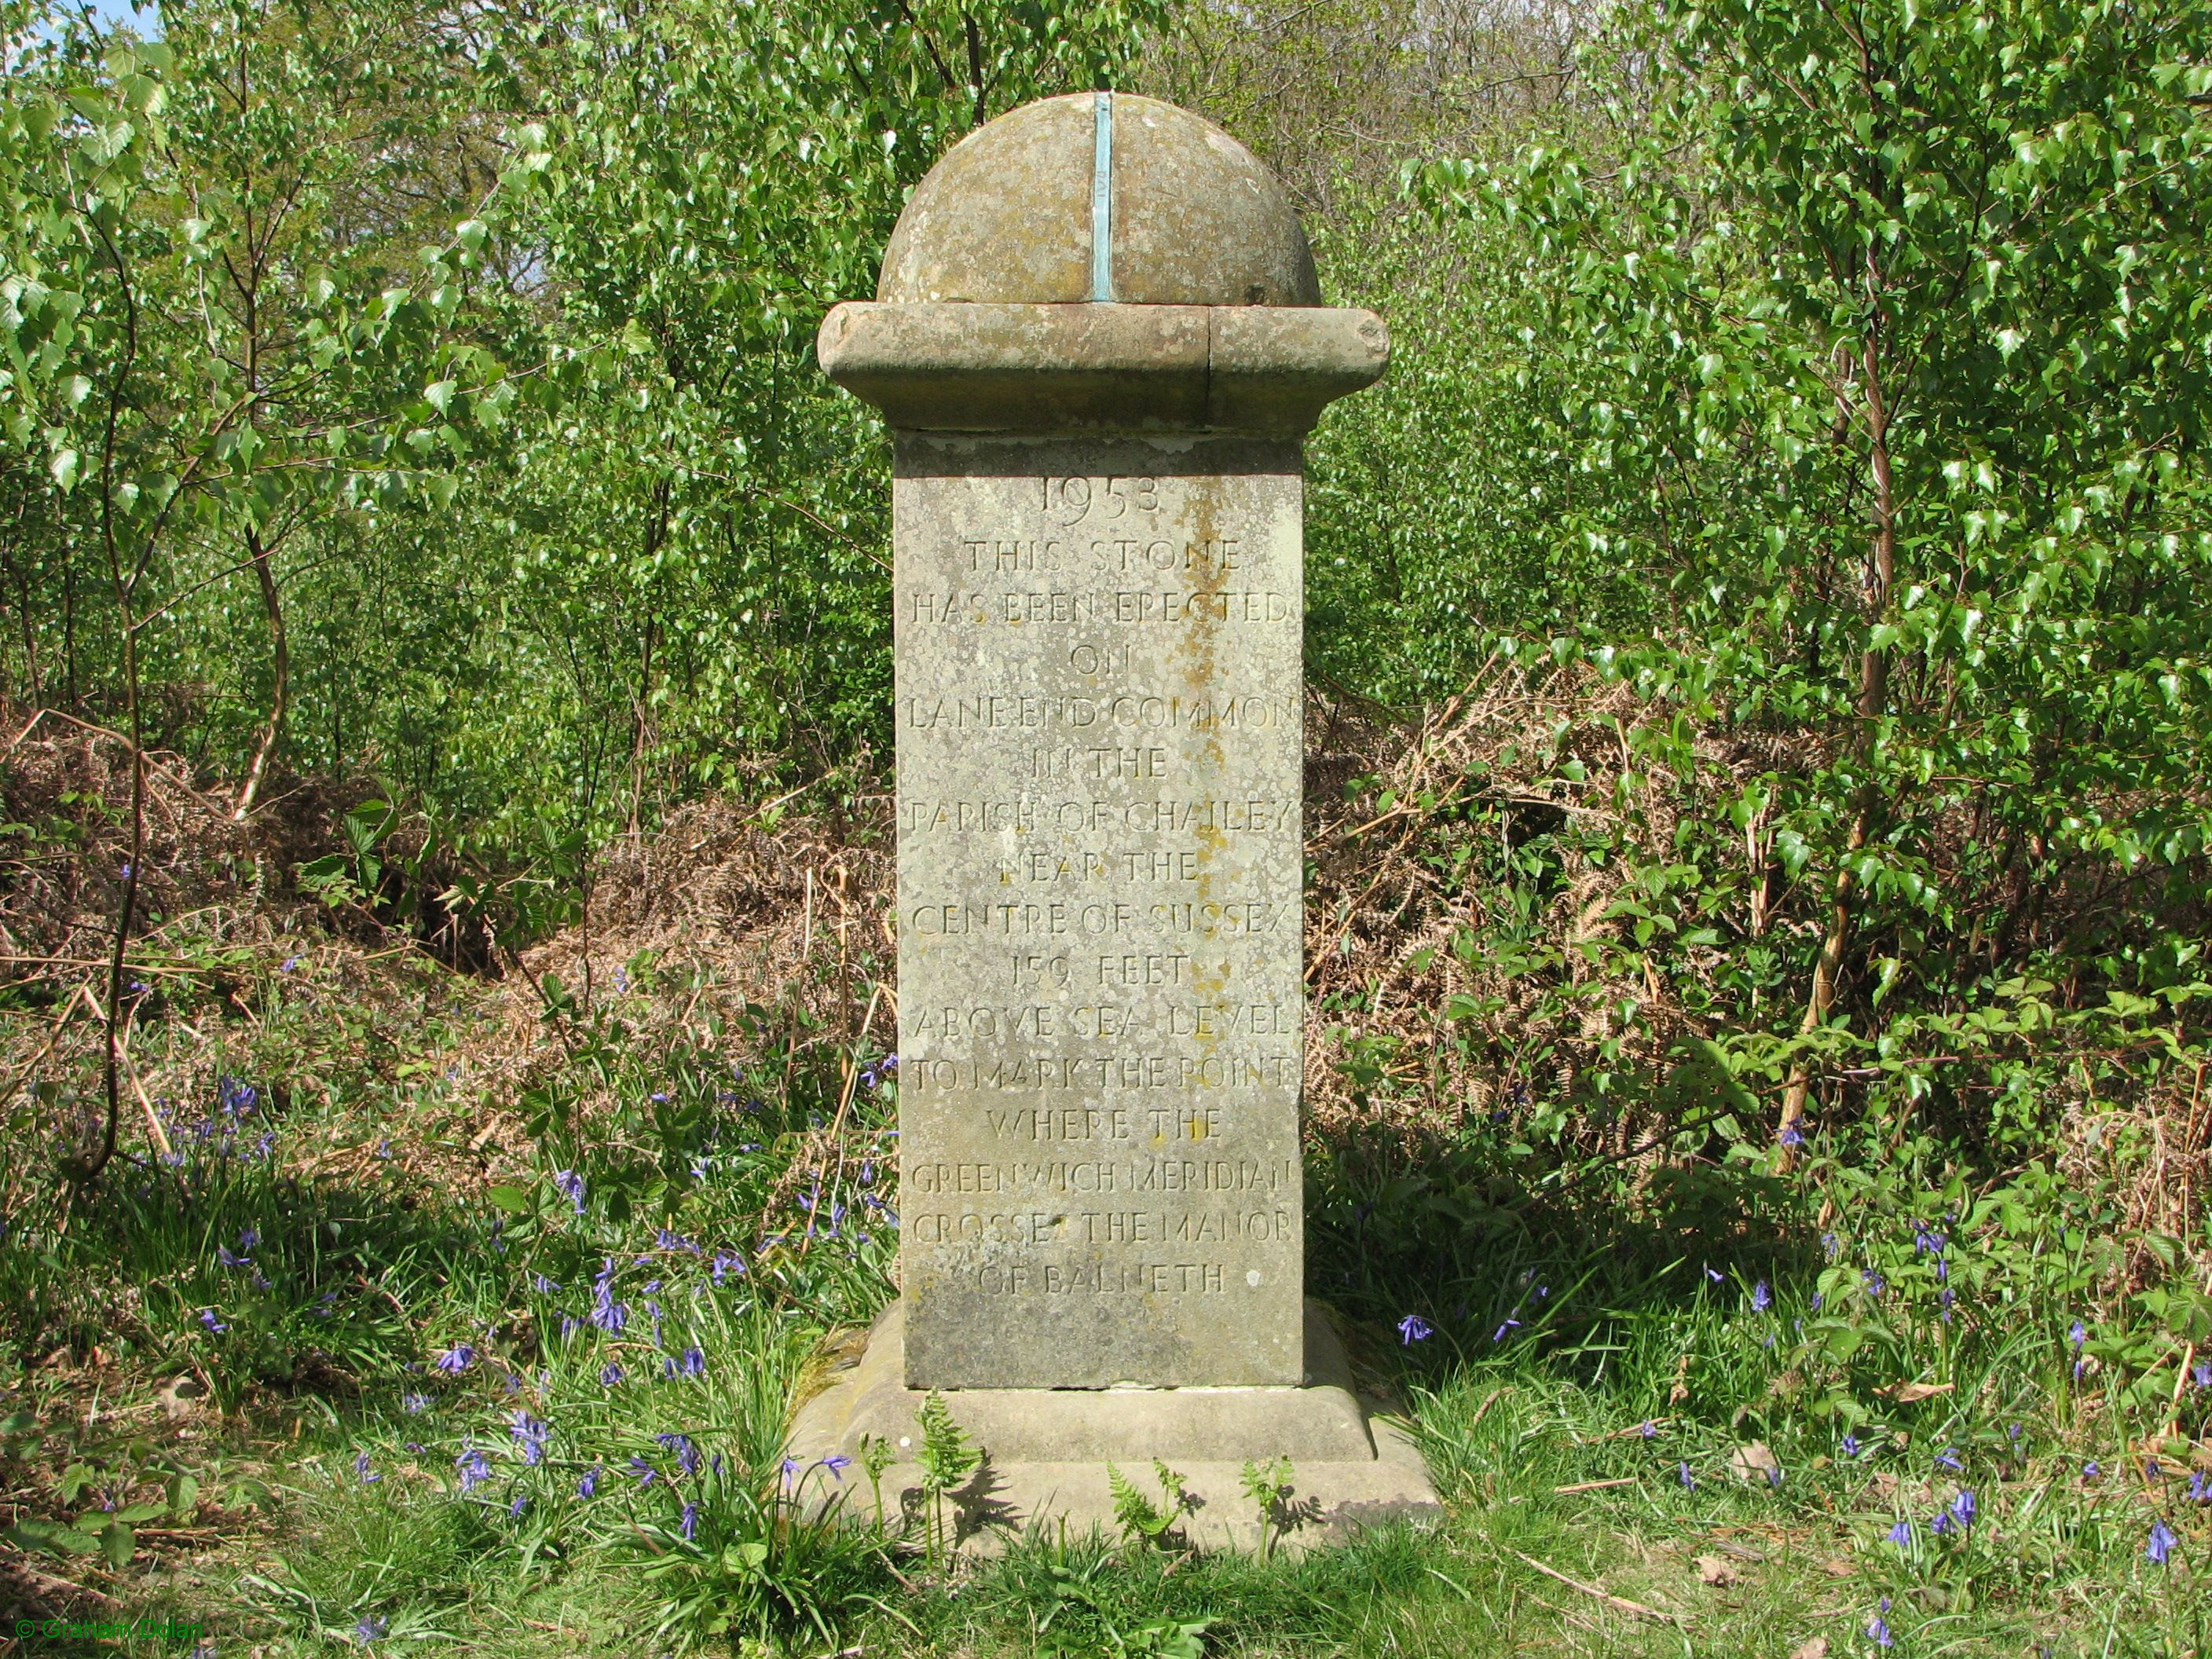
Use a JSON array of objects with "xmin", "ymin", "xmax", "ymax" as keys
[
  {"xmin": 789, "ymin": 1301, "xmax": 1439, "ymax": 1553},
  {"xmin": 805, "ymin": 90, "xmax": 1438, "ymax": 1547}
]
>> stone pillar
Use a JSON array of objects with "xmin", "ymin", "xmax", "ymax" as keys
[{"xmin": 794, "ymin": 92, "xmax": 1436, "ymax": 1550}]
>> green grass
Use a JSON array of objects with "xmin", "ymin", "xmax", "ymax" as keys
[{"xmin": 5, "ymin": 945, "xmax": 2210, "ymax": 1655}]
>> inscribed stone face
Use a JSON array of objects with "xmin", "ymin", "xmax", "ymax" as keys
[{"xmin": 895, "ymin": 434, "xmax": 1306, "ymax": 1389}]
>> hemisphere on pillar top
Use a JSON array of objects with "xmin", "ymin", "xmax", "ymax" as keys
[
  {"xmin": 877, "ymin": 92, "xmax": 1322, "ymax": 308},
  {"xmin": 817, "ymin": 91, "xmax": 1386, "ymax": 436}
]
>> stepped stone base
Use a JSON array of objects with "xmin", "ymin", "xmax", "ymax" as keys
[{"xmin": 788, "ymin": 1300, "xmax": 1441, "ymax": 1554}]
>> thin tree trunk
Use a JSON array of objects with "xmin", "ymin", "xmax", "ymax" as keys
[
  {"xmin": 233, "ymin": 523, "xmax": 287, "ymax": 819},
  {"xmin": 1777, "ymin": 252, "xmax": 1898, "ymax": 1169}
]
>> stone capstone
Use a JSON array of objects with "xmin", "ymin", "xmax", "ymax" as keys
[{"xmin": 877, "ymin": 93, "xmax": 1321, "ymax": 308}]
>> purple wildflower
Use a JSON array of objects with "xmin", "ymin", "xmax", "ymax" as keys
[
  {"xmin": 657, "ymin": 1433, "xmax": 701, "ymax": 1477},
  {"xmin": 403, "ymin": 1392, "xmax": 430, "ymax": 1414},
  {"xmin": 1397, "ymin": 1314, "xmax": 1434, "ymax": 1344},
  {"xmin": 555, "ymin": 1170, "xmax": 585, "ymax": 1214},
  {"xmin": 1778, "ymin": 1122, "xmax": 1804, "ymax": 1148},
  {"xmin": 1887, "ymin": 1519, "xmax": 1911, "ymax": 1546},
  {"xmin": 2069, "ymin": 1320, "xmax": 2087, "ymax": 1349},
  {"xmin": 679, "ymin": 1500, "xmax": 698, "ymax": 1541},
  {"xmin": 1950, "ymin": 1489, "xmax": 1975, "ymax": 1526},
  {"xmin": 824, "ymin": 1455, "xmax": 852, "ymax": 1481},
  {"xmin": 434, "ymin": 1344, "xmax": 474, "ymax": 1375},
  {"xmin": 1640, "ymin": 1421, "xmax": 1657, "ymax": 1439},
  {"xmin": 629, "ymin": 1455, "xmax": 655, "ymax": 1489},
  {"xmin": 1492, "ymin": 1318, "xmax": 1521, "ymax": 1342},
  {"xmin": 1751, "ymin": 1280, "xmax": 1771, "ymax": 1313},
  {"xmin": 1841, "ymin": 1434, "xmax": 1860, "ymax": 1458},
  {"xmin": 680, "ymin": 1346, "xmax": 706, "ymax": 1377},
  {"xmin": 1867, "ymin": 1613, "xmax": 1894, "ymax": 1649},
  {"xmin": 355, "ymin": 1449, "xmax": 379, "ymax": 1484},
  {"xmin": 199, "ymin": 1308, "xmax": 228, "ymax": 1333},
  {"xmin": 509, "ymin": 1411, "xmax": 551, "ymax": 1466},
  {"xmin": 455, "ymin": 1448, "xmax": 492, "ymax": 1493},
  {"xmin": 2148, "ymin": 1518, "xmax": 2178, "ymax": 1565},
  {"xmin": 578, "ymin": 1466, "xmax": 600, "ymax": 1497},
  {"xmin": 599, "ymin": 1361, "xmax": 624, "ymax": 1386},
  {"xmin": 1935, "ymin": 1446, "xmax": 1963, "ymax": 1472},
  {"xmin": 1679, "ymin": 1463, "xmax": 1694, "ymax": 1488},
  {"xmin": 354, "ymin": 1613, "xmax": 386, "ymax": 1646},
  {"xmin": 509, "ymin": 1492, "xmax": 527, "ymax": 1519}
]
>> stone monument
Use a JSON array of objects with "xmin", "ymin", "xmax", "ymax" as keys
[{"xmin": 790, "ymin": 90, "xmax": 1439, "ymax": 1548}]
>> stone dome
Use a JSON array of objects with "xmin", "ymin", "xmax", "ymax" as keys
[{"xmin": 877, "ymin": 93, "xmax": 1322, "ymax": 308}]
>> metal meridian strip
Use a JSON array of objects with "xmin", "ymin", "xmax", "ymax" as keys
[{"xmin": 1090, "ymin": 90, "xmax": 1115, "ymax": 303}]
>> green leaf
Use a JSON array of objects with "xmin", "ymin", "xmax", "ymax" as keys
[{"xmin": 486, "ymin": 1185, "xmax": 533, "ymax": 1214}]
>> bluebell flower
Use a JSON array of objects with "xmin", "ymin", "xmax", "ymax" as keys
[
  {"xmin": 1704, "ymin": 1265, "xmax": 1723, "ymax": 1284},
  {"xmin": 1841, "ymin": 1434, "xmax": 1860, "ymax": 1458},
  {"xmin": 1778, "ymin": 1122, "xmax": 1804, "ymax": 1148},
  {"xmin": 1751, "ymin": 1280, "xmax": 1771, "ymax": 1313},
  {"xmin": 780, "ymin": 1457, "xmax": 803, "ymax": 1485},
  {"xmin": 600, "ymin": 1361, "xmax": 624, "ymax": 1386},
  {"xmin": 355, "ymin": 1449, "xmax": 379, "ymax": 1484},
  {"xmin": 1810, "ymin": 1291, "xmax": 1822, "ymax": 1311},
  {"xmin": 1397, "ymin": 1314, "xmax": 1434, "ymax": 1344},
  {"xmin": 578, "ymin": 1466, "xmax": 600, "ymax": 1497},
  {"xmin": 629, "ymin": 1456, "xmax": 656, "ymax": 1489},
  {"xmin": 1950, "ymin": 1489, "xmax": 1975, "ymax": 1526},
  {"xmin": 354, "ymin": 1613, "xmax": 386, "ymax": 1646},
  {"xmin": 680, "ymin": 1346, "xmax": 706, "ymax": 1377},
  {"xmin": 559, "ymin": 1314, "xmax": 580, "ymax": 1341},
  {"xmin": 2084, "ymin": 1461, "xmax": 2100, "ymax": 1479},
  {"xmin": 712, "ymin": 1251, "xmax": 745, "ymax": 1285},
  {"xmin": 1867, "ymin": 1613, "xmax": 1893, "ymax": 1648},
  {"xmin": 1640, "ymin": 1421, "xmax": 1657, "ymax": 1439},
  {"xmin": 1931, "ymin": 1510, "xmax": 1952, "ymax": 1536},
  {"xmin": 1887, "ymin": 1520, "xmax": 1910, "ymax": 1546},
  {"xmin": 2186, "ymin": 1471, "xmax": 2209, "ymax": 1503},
  {"xmin": 455, "ymin": 1448, "xmax": 492, "ymax": 1492},
  {"xmin": 657, "ymin": 1434, "xmax": 701, "ymax": 1477},
  {"xmin": 824, "ymin": 1455, "xmax": 852, "ymax": 1481},
  {"xmin": 1862, "ymin": 1269, "xmax": 1885, "ymax": 1297},
  {"xmin": 1679, "ymin": 1463, "xmax": 1694, "ymax": 1488},
  {"xmin": 2196, "ymin": 1360, "xmax": 2212, "ymax": 1389},
  {"xmin": 509, "ymin": 1411, "xmax": 550, "ymax": 1465},
  {"xmin": 509, "ymin": 1492, "xmax": 527, "ymax": 1518},
  {"xmin": 199, "ymin": 1308, "xmax": 228, "ymax": 1333},
  {"xmin": 402, "ymin": 1393, "xmax": 430, "ymax": 1415},
  {"xmin": 434, "ymin": 1344, "xmax": 474, "ymax": 1375},
  {"xmin": 1492, "ymin": 1319, "xmax": 1520, "ymax": 1342},
  {"xmin": 533, "ymin": 1273, "xmax": 559, "ymax": 1295},
  {"xmin": 2069, "ymin": 1320, "xmax": 2087, "ymax": 1349},
  {"xmin": 555, "ymin": 1170, "xmax": 586, "ymax": 1214},
  {"xmin": 679, "ymin": 1500, "xmax": 698, "ymax": 1541},
  {"xmin": 1935, "ymin": 1447, "xmax": 1962, "ymax": 1472},
  {"xmin": 2148, "ymin": 1518, "xmax": 2178, "ymax": 1565}
]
